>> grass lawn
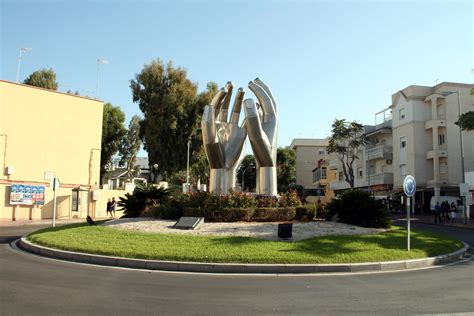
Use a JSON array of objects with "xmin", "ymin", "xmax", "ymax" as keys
[{"xmin": 27, "ymin": 223, "xmax": 463, "ymax": 264}]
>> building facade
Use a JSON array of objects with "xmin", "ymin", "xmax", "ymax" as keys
[
  {"xmin": 289, "ymin": 138, "xmax": 329, "ymax": 197},
  {"xmin": 0, "ymin": 80, "xmax": 113, "ymax": 221},
  {"xmin": 309, "ymin": 82, "xmax": 473, "ymax": 216}
]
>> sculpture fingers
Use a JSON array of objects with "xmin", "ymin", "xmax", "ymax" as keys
[
  {"xmin": 248, "ymin": 80, "xmax": 276, "ymax": 122},
  {"xmin": 211, "ymin": 87, "xmax": 228, "ymax": 119},
  {"xmin": 218, "ymin": 82, "xmax": 233, "ymax": 123},
  {"xmin": 201, "ymin": 105, "xmax": 225, "ymax": 168},
  {"xmin": 230, "ymin": 88, "xmax": 245, "ymax": 125},
  {"xmin": 243, "ymin": 99, "xmax": 274, "ymax": 166},
  {"xmin": 254, "ymin": 78, "xmax": 277, "ymax": 115}
]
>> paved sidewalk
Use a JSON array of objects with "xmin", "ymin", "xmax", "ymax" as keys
[
  {"xmin": 393, "ymin": 214, "xmax": 474, "ymax": 229},
  {"xmin": 0, "ymin": 218, "xmax": 87, "ymax": 227}
]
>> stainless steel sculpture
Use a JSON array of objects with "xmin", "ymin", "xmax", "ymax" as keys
[
  {"xmin": 202, "ymin": 78, "xmax": 278, "ymax": 196},
  {"xmin": 202, "ymin": 82, "xmax": 247, "ymax": 194},
  {"xmin": 244, "ymin": 78, "xmax": 278, "ymax": 196}
]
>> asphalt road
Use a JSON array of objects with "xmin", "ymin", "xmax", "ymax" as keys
[{"xmin": 1, "ymin": 224, "xmax": 473, "ymax": 315}]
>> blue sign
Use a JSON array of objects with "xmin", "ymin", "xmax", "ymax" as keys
[{"xmin": 403, "ymin": 175, "xmax": 416, "ymax": 197}]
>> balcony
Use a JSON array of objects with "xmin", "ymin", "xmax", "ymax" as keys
[
  {"xmin": 367, "ymin": 173, "xmax": 393, "ymax": 186},
  {"xmin": 366, "ymin": 146, "xmax": 393, "ymax": 161},
  {"xmin": 426, "ymin": 149, "xmax": 448, "ymax": 160},
  {"xmin": 425, "ymin": 119, "xmax": 446, "ymax": 130}
]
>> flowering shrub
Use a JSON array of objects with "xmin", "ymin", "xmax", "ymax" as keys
[{"xmin": 278, "ymin": 190, "xmax": 302, "ymax": 207}]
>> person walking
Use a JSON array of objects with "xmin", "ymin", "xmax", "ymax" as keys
[
  {"xmin": 106, "ymin": 198, "xmax": 112, "ymax": 218},
  {"xmin": 111, "ymin": 197, "xmax": 117, "ymax": 217},
  {"xmin": 434, "ymin": 202, "xmax": 442, "ymax": 224},
  {"xmin": 450, "ymin": 202, "xmax": 457, "ymax": 222}
]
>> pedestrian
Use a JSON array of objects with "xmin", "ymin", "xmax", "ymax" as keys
[
  {"xmin": 106, "ymin": 198, "xmax": 112, "ymax": 217},
  {"xmin": 441, "ymin": 201, "xmax": 449, "ymax": 220},
  {"xmin": 434, "ymin": 202, "xmax": 442, "ymax": 224},
  {"xmin": 450, "ymin": 202, "xmax": 457, "ymax": 222},
  {"xmin": 111, "ymin": 197, "xmax": 116, "ymax": 217}
]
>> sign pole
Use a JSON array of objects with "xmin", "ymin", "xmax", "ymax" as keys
[
  {"xmin": 51, "ymin": 178, "xmax": 60, "ymax": 228},
  {"xmin": 406, "ymin": 196, "xmax": 410, "ymax": 251},
  {"xmin": 403, "ymin": 175, "xmax": 416, "ymax": 252}
]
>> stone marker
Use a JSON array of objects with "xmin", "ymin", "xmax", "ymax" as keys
[{"xmin": 173, "ymin": 217, "xmax": 204, "ymax": 230}]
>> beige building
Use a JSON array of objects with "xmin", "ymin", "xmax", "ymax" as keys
[
  {"xmin": 0, "ymin": 80, "xmax": 124, "ymax": 222},
  {"xmin": 289, "ymin": 138, "xmax": 329, "ymax": 197}
]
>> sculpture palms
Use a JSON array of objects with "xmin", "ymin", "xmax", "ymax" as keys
[{"xmin": 202, "ymin": 82, "xmax": 247, "ymax": 194}]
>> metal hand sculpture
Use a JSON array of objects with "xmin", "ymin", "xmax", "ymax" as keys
[
  {"xmin": 202, "ymin": 82, "xmax": 247, "ymax": 194},
  {"xmin": 243, "ymin": 78, "xmax": 278, "ymax": 196}
]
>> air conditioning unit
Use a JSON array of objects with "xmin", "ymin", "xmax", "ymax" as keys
[{"xmin": 386, "ymin": 159, "xmax": 392, "ymax": 165}]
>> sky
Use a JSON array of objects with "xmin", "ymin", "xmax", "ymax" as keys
[{"xmin": 1, "ymin": 0, "xmax": 473, "ymax": 156}]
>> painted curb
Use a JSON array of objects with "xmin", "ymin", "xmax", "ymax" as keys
[{"xmin": 17, "ymin": 238, "xmax": 470, "ymax": 274}]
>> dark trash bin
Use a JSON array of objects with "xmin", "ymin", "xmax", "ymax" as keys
[{"xmin": 278, "ymin": 223, "xmax": 293, "ymax": 239}]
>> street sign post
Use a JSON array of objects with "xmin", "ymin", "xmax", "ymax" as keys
[
  {"xmin": 403, "ymin": 175, "xmax": 416, "ymax": 251},
  {"xmin": 50, "ymin": 178, "xmax": 60, "ymax": 227}
]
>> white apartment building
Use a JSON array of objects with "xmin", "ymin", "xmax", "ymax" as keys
[
  {"xmin": 391, "ymin": 82, "xmax": 473, "ymax": 211},
  {"xmin": 308, "ymin": 81, "xmax": 473, "ymax": 214}
]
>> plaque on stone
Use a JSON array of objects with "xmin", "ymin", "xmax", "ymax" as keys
[{"xmin": 173, "ymin": 217, "xmax": 204, "ymax": 230}]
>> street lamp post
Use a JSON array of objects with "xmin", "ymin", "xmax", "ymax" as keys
[
  {"xmin": 242, "ymin": 165, "xmax": 255, "ymax": 192},
  {"xmin": 16, "ymin": 47, "xmax": 31, "ymax": 83},
  {"xmin": 442, "ymin": 91, "xmax": 467, "ymax": 224},
  {"xmin": 186, "ymin": 128, "xmax": 201, "ymax": 187}
]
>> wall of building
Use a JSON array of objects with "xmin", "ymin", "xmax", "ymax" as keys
[{"xmin": 0, "ymin": 81, "xmax": 104, "ymax": 221}]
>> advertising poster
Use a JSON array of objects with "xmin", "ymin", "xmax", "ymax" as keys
[{"xmin": 10, "ymin": 184, "xmax": 45, "ymax": 205}]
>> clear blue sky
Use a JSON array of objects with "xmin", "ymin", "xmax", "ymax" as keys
[{"xmin": 2, "ymin": 0, "xmax": 473, "ymax": 153}]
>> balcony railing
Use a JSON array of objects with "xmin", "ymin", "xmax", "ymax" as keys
[
  {"xmin": 367, "ymin": 173, "xmax": 393, "ymax": 185},
  {"xmin": 425, "ymin": 119, "xmax": 446, "ymax": 130},
  {"xmin": 426, "ymin": 149, "xmax": 448, "ymax": 160},
  {"xmin": 365, "ymin": 146, "xmax": 393, "ymax": 161},
  {"xmin": 329, "ymin": 160, "xmax": 338, "ymax": 170}
]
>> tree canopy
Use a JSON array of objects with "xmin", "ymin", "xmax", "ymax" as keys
[
  {"xmin": 101, "ymin": 103, "xmax": 127, "ymax": 182},
  {"xmin": 455, "ymin": 111, "xmax": 474, "ymax": 131},
  {"xmin": 119, "ymin": 115, "xmax": 142, "ymax": 179},
  {"xmin": 237, "ymin": 154, "xmax": 257, "ymax": 192},
  {"xmin": 327, "ymin": 119, "xmax": 367, "ymax": 189},
  {"xmin": 130, "ymin": 59, "xmax": 214, "ymax": 176},
  {"xmin": 23, "ymin": 68, "xmax": 58, "ymax": 90},
  {"xmin": 277, "ymin": 147, "xmax": 296, "ymax": 192}
]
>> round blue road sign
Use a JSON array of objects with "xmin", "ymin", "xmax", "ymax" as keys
[{"xmin": 403, "ymin": 175, "xmax": 416, "ymax": 197}]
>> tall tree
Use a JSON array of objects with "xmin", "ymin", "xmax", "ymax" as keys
[
  {"xmin": 119, "ymin": 115, "xmax": 143, "ymax": 180},
  {"xmin": 327, "ymin": 119, "xmax": 367, "ymax": 189},
  {"xmin": 277, "ymin": 147, "xmax": 296, "ymax": 192},
  {"xmin": 237, "ymin": 154, "xmax": 257, "ymax": 192},
  {"xmin": 455, "ymin": 111, "xmax": 474, "ymax": 131},
  {"xmin": 23, "ymin": 68, "xmax": 58, "ymax": 90},
  {"xmin": 101, "ymin": 103, "xmax": 127, "ymax": 183},
  {"xmin": 130, "ymin": 59, "xmax": 203, "ymax": 175}
]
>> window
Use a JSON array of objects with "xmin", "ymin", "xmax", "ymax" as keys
[
  {"xmin": 339, "ymin": 172, "xmax": 343, "ymax": 181},
  {"xmin": 400, "ymin": 164, "xmax": 407, "ymax": 176},
  {"xmin": 319, "ymin": 149, "xmax": 325, "ymax": 155},
  {"xmin": 439, "ymin": 134, "xmax": 445, "ymax": 145},
  {"xmin": 321, "ymin": 167, "xmax": 327, "ymax": 179},
  {"xmin": 358, "ymin": 167, "xmax": 363, "ymax": 178},
  {"xmin": 400, "ymin": 136, "xmax": 406, "ymax": 149},
  {"xmin": 399, "ymin": 108, "xmax": 406, "ymax": 120}
]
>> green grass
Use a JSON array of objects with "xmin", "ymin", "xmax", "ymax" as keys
[{"xmin": 27, "ymin": 223, "xmax": 463, "ymax": 264}]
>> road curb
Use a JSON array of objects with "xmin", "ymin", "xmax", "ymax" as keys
[{"xmin": 17, "ymin": 238, "xmax": 470, "ymax": 274}]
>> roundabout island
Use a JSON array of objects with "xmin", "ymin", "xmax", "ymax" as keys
[{"xmin": 18, "ymin": 218, "xmax": 468, "ymax": 274}]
